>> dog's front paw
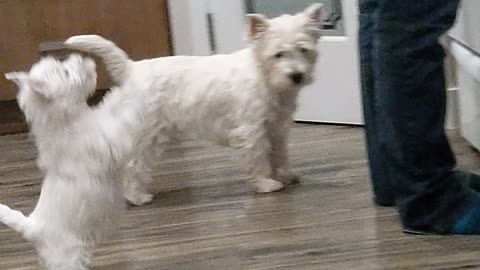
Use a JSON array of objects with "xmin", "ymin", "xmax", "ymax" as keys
[
  {"xmin": 127, "ymin": 193, "xmax": 154, "ymax": 206},
  {"xmin": 254, "ymin": 178, "xmax": 285, "ymax": 193},
  {"xmin": 279, "ymin": 172, "xmax": 300, "ymax": 185}
]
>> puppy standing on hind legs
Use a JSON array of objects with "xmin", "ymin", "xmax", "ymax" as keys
[
  {"xmin": 0, "ymin": 54, "xmax": 152, "ymax": 270},
  {"xmin": 65, "ymin": 3, "xmax": 324, "ymax": 204}
]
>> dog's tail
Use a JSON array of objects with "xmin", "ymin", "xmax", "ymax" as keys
[
  {"xmin": 0, "ymin": 203, "xmax": 32, "ymax": 239},
  {"xmin": 64, "ymin": 35, "xmax": 131, "ymax": 85}
]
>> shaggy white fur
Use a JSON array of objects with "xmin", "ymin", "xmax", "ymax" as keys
[
  {"xmin": 65, "ymin": 3, "xmax": 324, "ymax": 205},
  {"xmin": 1, "ymin": 54, "xmax": 151, "ymax": 269}
]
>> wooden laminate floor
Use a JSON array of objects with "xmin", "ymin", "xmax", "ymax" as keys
[{"xmin": 1, "ymin": 124, "xmax": 480, "ymax": 270}]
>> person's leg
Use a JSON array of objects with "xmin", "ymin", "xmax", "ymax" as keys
[
  {"xmin": 358, "ymin": 0, "xmax": 395, "ymax": 207},
  {"xmin": 375, "ymin": 0, "xmax": 480, "ymax": 234}
]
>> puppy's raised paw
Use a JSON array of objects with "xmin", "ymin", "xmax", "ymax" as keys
[
  {"xmin": 254, "ymin": 178, "xmax": 285, "ymax": 193},
  {"xmin": 127, "ymin": 193, "xmax": 154, "ymax": 206}
]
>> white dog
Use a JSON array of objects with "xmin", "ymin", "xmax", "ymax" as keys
[
  {"xmin": 1, "ymin": 54, "xmax": 150, "ymax": 269},
  {"xmin": 65, "ymin": 3, "xmax": 323, "ymax": 206}
]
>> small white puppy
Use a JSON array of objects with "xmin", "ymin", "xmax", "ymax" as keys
[
  {"xmin": 1, "ymin": 54, "xmax": 149, "ymax": 269},
  {"xmin": 65, "ymin": 4, "xmax": 324, "ymax": 205}
]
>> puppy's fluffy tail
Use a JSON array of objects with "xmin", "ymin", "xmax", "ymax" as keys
[
  {"xmin": 0, "ymin": 203, "xmax": 31, "ymax": 239},
  {"xmin": 64, "ymin": 35, "xmax": 131, "ymax": 85}
]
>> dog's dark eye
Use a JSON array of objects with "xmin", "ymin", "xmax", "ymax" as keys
[
  {"xmin": 300, "ymin": 47, "xmax": 309, "ymax": 54},
  {"xmin": 274, "ymin": 52, "xmax": 284, "ymax": 59}
]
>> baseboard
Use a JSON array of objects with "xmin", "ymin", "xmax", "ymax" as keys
[{"xmin": 0, "ymin": 100, "xmax": 27, "ymax": 135}]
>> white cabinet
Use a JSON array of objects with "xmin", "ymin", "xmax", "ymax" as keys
[
  {"xmin": 168, "ymin": 0, "xmax": 363, "ymax": 124},
  {"xmin": 168, "ymin": 0, "xmax": 246, "ymax": 56},
  {"xmin": 449, "ymin": 0, "xmax": 480, "ymax": 150},
  {"xmin": 450, "ymin": 1, "xmax": 480, "ymax": 54}
]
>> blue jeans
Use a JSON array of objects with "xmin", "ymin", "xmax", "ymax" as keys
[{"xmin": 359, "ymin": 0, "xmax": 467, "ymax": 231}]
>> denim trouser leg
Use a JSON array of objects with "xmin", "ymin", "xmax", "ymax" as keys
[
  {"xmin": 359, "ymin": 0, "xmax": 395, "ymax": 206},
  {"xmin": 359, "ymin": 0, "xmax": 469, "ymax": 231}
]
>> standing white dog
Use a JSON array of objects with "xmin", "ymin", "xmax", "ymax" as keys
[
  {"xmin": 1, "ymin": 54, "xmax": 150, "ymax": 269},
  {"xmin": 65, "ymin": 4, "xmax": 324, "ymax": 205}
]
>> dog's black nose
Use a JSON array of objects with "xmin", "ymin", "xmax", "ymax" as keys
[{"xmin": 289, "ymin": 72, "xmax": 304, "ymax": 84}]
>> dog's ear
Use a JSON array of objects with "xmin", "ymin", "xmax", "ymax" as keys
[
  {"xmin": 304, "ymin": 3, "xmax": 324, "ymax": 26},
  {"xmin": 247, "ymin": 14, "xmax": 269, "ymax": 40},
  {"xmin": 5, "ymin": 72, "xmax": 50, "ymax": 99},
  {"xmin": 5, "ymin": 72, "xmax": 28, "ymax": 87},
  {"xmin": 304, "ymin": 3, "xmax": 324, "ymax": 40}
]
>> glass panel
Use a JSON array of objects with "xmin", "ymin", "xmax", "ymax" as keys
[{"xmin": 245, "ymin": 0, "xmax": 344, "ymax": 36}]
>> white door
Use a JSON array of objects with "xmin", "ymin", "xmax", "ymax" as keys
[{"xmin": 168, "ymin": 0, "xmax": 363, "ymax": 124}]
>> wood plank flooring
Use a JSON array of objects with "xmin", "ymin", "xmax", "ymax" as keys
[{"xmin": 1, "ymin": 124, "xmax": 480, "ymax": 270}]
